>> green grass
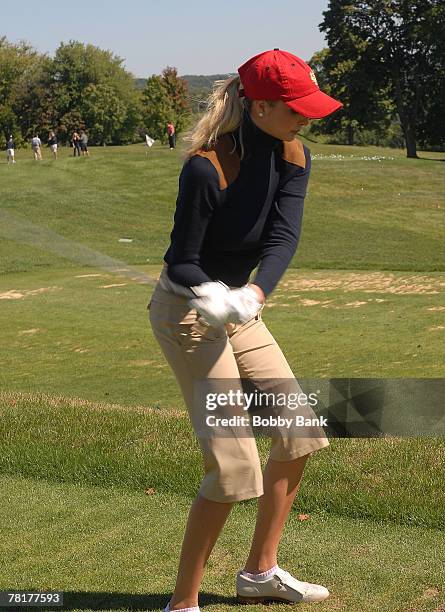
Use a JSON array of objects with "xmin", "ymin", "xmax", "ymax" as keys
[
  {"xmin": 1, "ymin": 142, "xmax": 444, "ymax": 274},
  {"xmin": 1, "ymin": 141, "xmax": 444, "ymax": 611},
  {"xmin": 1, "ymin": 391, "xmax": 444, "ymax": 530},
  {"xmin": 1, "ymin": 473, "xmax": 444, "ymax": 612},
  {"xmin": 0, "ymin": 266, "xmax": 443, "ymax": 409}
]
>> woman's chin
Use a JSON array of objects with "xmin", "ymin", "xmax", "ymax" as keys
[{"xmin": 283, "ymin": 133, "xmax": 299, "ymax": 141}]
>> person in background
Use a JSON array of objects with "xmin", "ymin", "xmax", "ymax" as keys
[
  {"xmin": 48, "ymin": 131, "xmax": 58, "ymax": 160},
  {"xmin": 72, "ymin": 131, "xmax": 81, "ymax": 157},
  {"xmin": 167, "ymin": 121, "xmax": 176, "ymax": 149},
  {"xmin": 31, "ymin": 134, "xmax": 42, "ymax": 160},
  {"xmin": 6, "ymin": 135, "xmax": 16, "ymax": 164},
  {"xmin": 80, "ymin": 130, "xmax": 89, "ymax": 157}
]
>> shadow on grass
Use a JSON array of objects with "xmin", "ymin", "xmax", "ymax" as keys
[{"xmin": 8, "ymin": 591, "xmax": 239, "ymax": 611}]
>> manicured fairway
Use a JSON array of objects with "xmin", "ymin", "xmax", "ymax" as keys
[
  {"xmin": 0, "ymin": 265, "xmax": 444, "ymax": 407},
  {"xmin": 1, "ymin": 142, "xmax": 444, "ymax": 276}
]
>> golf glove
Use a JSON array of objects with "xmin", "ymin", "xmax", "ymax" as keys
[
  {"xmin": 226, "ymin": 285, "xmax": 263, "ymax": 324},
  {"xmin": 189, "ymin": 282, "xmax": 263, "ymax": 327},
  {"xmin": 188, "ymin": 281, "xmax": 233, "ymax": 327}
]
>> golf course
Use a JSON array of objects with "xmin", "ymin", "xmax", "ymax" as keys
[{"xmin": 1, "ymin": 141, "xmax": 444, "ymax": 611}]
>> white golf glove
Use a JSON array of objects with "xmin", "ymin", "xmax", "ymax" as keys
[
  {"xmin": 189, "ymin": 282, "xmax": 263, "ymax": 327},
  {"xmin": 188, "ymin": 281, "xmax": 232, "ymax": 327},
  {"xmin": 226, "ymin": 285, "xmax": 263, "ymax": 324}
]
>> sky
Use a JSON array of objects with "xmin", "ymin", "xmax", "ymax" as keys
[{"xmin": 0, "ymin": 0, "xmax": 330, "ymax": 77}]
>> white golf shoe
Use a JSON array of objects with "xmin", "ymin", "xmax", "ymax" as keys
[{"xmin": 236, "ymin": 565, "xmax": 330, "ymax": 604}]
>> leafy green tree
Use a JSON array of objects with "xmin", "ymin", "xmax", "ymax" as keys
[
  {"xmin": 310, "ymin": 48, "xmax": 394, "ymax": 145},
  {"xmin": 0, "ymin": 37, "xmax": 43, "ymax": 144},
  {"xmin": 319, "ymin": 0, "xmax": 445, "ymax": 157},
  {"xmin": 81, "ymin": 83, "xmax": 126, "ymax": 145},
  {"xmin": 141, "ymin": 68, "xmax": 192, "ymax": 142},
  {"xmin": 45, "ymin": 41, "xmax": 140, "ymax": 144},
  {"xmin": 161, "ymin": 66, "xmax": 192, "ymax": 132},
  {"xmin": 141, "ymin": 75, "xmax": 172, "ymax": 142}
]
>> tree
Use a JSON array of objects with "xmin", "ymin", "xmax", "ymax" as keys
[
  {"xmin": 81, "ymin": 84, "xmax": 126, "ymax": 145},
  {"xmin": 0, "ymin": 37, "xmax": 143, "ymax": 145},
  {"xmin": 319, "ymin": 0, "xmax": 445, "ymax": 157},
  {"xmin": 308, "ymin": 48, "xmax": 395, "ymax": 145},
  {"xmin": 161, "ymin": 66, "xmax": 192, "ymax": 132},
  {"xmin": 44, "ymin": 41, "xmax": 141, "ymax": 144},
  {"xmin": 141, "ymin": 75, "xmax": 172, "ymax": 142},
  {"xmin": 141, "ymin": 67, "xmax": 192, "ymax": 142},
  {"xmin": 0, "ymin": 37, "xmax": 43, "ymax": 144}
]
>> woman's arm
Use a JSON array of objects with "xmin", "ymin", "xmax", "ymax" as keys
[
  {"xmin": 252, "ymin": 146, "xmax": 311, "ymax": 297},
  {"xmin": 166, "ymin": 155, "xmax": 221, "ymax": 287}
]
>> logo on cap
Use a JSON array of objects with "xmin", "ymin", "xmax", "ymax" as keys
[{"xmin": 309, "ymin": 69, "xmax": 318, "ymax": 86}]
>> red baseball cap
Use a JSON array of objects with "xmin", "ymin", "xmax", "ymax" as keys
[{"xmin": 237, "ymin": 48, "xmax": 343, "ymax": 119}]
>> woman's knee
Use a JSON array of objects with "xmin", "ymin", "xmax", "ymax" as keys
[{"xmin": 199, "ymin": 446, "xmax": 264, "ymax": 503}]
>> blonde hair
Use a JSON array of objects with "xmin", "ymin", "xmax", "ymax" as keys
[{"xmin": 181, "ymin": 75, "xmax": 245, "ymax": 159}]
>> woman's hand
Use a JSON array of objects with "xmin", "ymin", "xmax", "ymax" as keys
[
  {"xmin": 247, "ymin": 283, "xmax": 266, "ymax": 305},
  {"xmin": 189, "ymin": 282, "xmax": 265, "ymax": 326}
]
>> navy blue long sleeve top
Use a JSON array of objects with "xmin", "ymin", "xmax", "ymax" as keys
[{"xmin": 163, "ymin": 107, "xmax": 311, "ymax": 297}]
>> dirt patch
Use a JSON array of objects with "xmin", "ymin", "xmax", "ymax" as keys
[
  {"xmin": 130, "ymin": 360, "xmax": 158, "ymax": 366},
  {"xmin": 100, "ymin": 283, "xmax": 128, "ymax": 288},
  {"xmin": 344, "ymin": 301, "xmax": 368, "ymax": 307},
  {"xmin": 18, "ymin": 329, "xmax": 41, "ymax": 335},
  {"xmin": 300, "ymin": 299, "xmax": 327, "ymax": 306},
  {"xmin": 0, "ymin": 287, "xmax": 62, "ymax": 300},
  {"xmin": 0, "ymin": 291, "xmax": 25, "ymax": 300},
  {"xmin": 287, "ymin": 297, "xmax": 384, "ymax": 309},
  {"xmin": 75, "ymin": 274, "xmax": 109, "ymax": 278},
  {"xmin": 281, "ymin": 272, "xmax": 444, "ymax": 295},
  {"xmin": 429, "ymin": 326, "xmax": 445, "ymax": 331}
]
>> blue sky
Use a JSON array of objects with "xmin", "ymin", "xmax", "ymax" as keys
[{"xmin": 0, "ymin": 0, "xmax": 330, "ymax": 77}]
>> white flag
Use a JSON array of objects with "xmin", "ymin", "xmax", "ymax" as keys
[{"xmin": 145, "ymin": 134, "xmax": 155, "ymax": 147}]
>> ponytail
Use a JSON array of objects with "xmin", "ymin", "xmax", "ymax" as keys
[{"xmin": 182, "ymin": 74, "xmax": 251, "ymax": 160}]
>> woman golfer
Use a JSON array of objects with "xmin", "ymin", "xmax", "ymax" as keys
[{"xmin": 148, "ymin": 49, "xmax": 342, "ymax": 611}]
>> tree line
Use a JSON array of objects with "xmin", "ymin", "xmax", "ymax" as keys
[
  {"xmin": 310, "ymin": 0, "xmax": 445, "ymax": 157},
  {"xmin": 1, "ymin": 0, "xmax": 443, "ymax": 157},
  {"xmin": 0, "ymin": 38, "xmax": 191, "ymax": 147}
]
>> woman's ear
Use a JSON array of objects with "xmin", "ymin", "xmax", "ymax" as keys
[{"xmin": 252, "ymin": 99, "xmax": 268, "ymax": 118}]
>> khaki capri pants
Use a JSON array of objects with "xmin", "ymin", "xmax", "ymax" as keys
[{"xmin": 148, "ymin": 273, "xmax": 329, "ymax": 503}]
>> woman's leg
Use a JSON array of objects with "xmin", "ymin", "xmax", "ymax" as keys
[
  {"xmin": 227, "ymin": 313, "xmax": 329, "ymax": 574},
  {"xmin": 243, "ymin": 453, "xmax": 309, "ymax": 573},
  {"xmin": 148, "ymin": 289, "xmax": 264, "ymax": 609},
  {"xmin": 169, "ymin": 495, "xmax": 233, "ymax": 610}
]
